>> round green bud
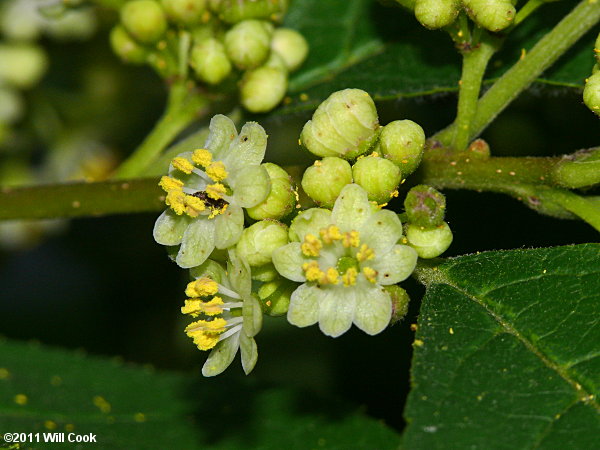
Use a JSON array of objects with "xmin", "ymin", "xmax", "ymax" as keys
[
  {"xmin": 44, "ymin": 8, "xmax": 98, "ymax": 41},
  {"xmin": 467, "ymin": 138, "xmax": 491, "ymax": 159},
  {"xmin": 236, "ymin": 220, "xmax": 289, "ymax": 266},
  {"xmin": 224, "ymin": 20, "xmax": 271, "ymax": 70},
  {"xmin": 120, "ymin": 0, "xmax": 167, "ymax": 44},
  {"xmin": 270, "ymin": 28, "xmax": 308, "ymax": 72},
  {"xmin": 258, "ymin": 278, "xmax": 295, "ymax": 316},
  {"xmin": 405, "ymin": 221, "xmax": 453, "ymax": 259},
  {"xmin": 251, "ymin": 263, "xmax": 279, "ymax": 282},
  {"xmin": 110, "ymin": 25, "xmax": 149, "ymax": 64},
  {"xmin": 583, "ymin": 72, "xmax": 600, "ymax": 117},
  {"xmin": 0, "ymin": 87, "xmax": 24, "ymax": 124},
  {"xmin": 247, "ymin": 163, "xmax": 296, "ymax": 220},
  {"xmin": 240, "ymin": 66, "xmax": 287, "ymax": 113},
  {"xmin": 189, "ymin": 37, "xmax": 232, "ymax": 84},
  {"xmin": 404, "ymin": 184, "xmax": 446, "ymax": 228},
  {"xmin": 1, "ymin": 0, "xmax": 44, "ymax": 41},
  {"xmin": 352, "ymin": 155, "xmax": 401, "ymax": 204},
  {"xmin": 414, "ymin": 0, "xmax": 459, "ymax": 30},
  {"xmin": 377, "ymin": 119, "xmax": 425, "ymax": 176},
  {"xmin": 301, "ymin": 157, "xmax": 353, "ymax": 207},
  {"xmin": 386, "ymin": 285, "xmax": 410, "ymax": 325},
  {"xmin": 300, "ymin": 89, "xmax": 380, "ymax": 159},
  {"xmin": 216, "ymin": 0, "xmax": 288, "ymax": 24},
  {"xmin": 463, "ymin": 0, "xmax": 515, "ymax": 33},
  {"xmin": 0, "ymin": 44, "xmax": 48, "ymax": 89},
  {"xmin": 263, "ymin": 50, "xmax": 289, "ymax": 72},
  {"xmin": 161, "ymin": 0, "xmax": 207, "ymax": 25}
]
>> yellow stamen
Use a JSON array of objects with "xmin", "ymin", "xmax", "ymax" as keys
[
  {"xmin": 356, "ymin": 243, "xmax": 375, "ymax": 262},
  {"xmin": 208, "ymin": 202, "xmax": 228, "ymax": 219},
  {"xmin": 181, "ymin": 297, "xmax": 224, "ymax": 317},
  {"xmin": 185, "ymin": 317, "xmax": 228, "ymax": 350},
  {"xmin": 184, "ymin": 195, "xmax": 206, "ymax": 218},
  {"xmin": 192, "ymin": 149, "xmax": 212, "ymax": 167},
  {"xmin": 185, "ymin": 277, "xmax": 219, "ymax": 298},
  {"xmin": 172, "ymin": 157, "xmax": 194, "ymax": 174},
  {"xmin": 390, "ymin": 190, "xmax": 399, "ymax": 198},
  {"xmin": 303, "ymin": 261, "xmax": 324, "ymax": 282},
  {"xmin": 206, "ymin": 161, "xmax": 228, "ymax": 181},
  {"xmin": 320, "ymin": 225, "xmax": 342, "ymax": 244},
  {"xmin": 206, "ymin": 183, "xmax": 226, "ymax": 200},
  {"xmin": 363, "ymin": 267, "xmax": 377, "ymax": 283},
  {"xmin": 342, "ymin": 267, "xmax": 358, "ymax": 286},
  {"xmin": 342, "ymin": 231, "xmax": 360, "ymax": 248},
  {"xmin": 165, "ymin": 189, "xmax": 186, "ymax": 215},
  {"xmin": 159, "ymin": 176, "xmax": 184, "ymax": 192},
  {"xmin": 301, "ymin": 234, "xmax": 323, "ymax": 257},
  {"xmin": 321, "ymin": 267, "xmax": 339, "ymax": 285}
]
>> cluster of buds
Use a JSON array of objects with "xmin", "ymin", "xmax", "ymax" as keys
[
  {"xmin": 156, "ymin": 89, "xmax": 454, "ymax": 377},
  {"xmin": 110, "ymin": 0, "xmax": 308, "ymax": 113}
]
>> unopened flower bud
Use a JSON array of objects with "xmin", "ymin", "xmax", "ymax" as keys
[
  {"xmin": 352, "ymin": 155, "xmax": 401, "ymax": 203},
  {"xmin": 251, "ymin": 263, "xmax": 279, "ymax": 282},
  {"xmin": 190, "ymin": 37, "xmax": 232, "ymax": 84},
  {"xmin": 386, "ymin": 285, "xmax": 410, "ymax": 325},
  {"xmin": 301, "ymin": 157, "xmax": 353, "ymax": 207},
  {"xmin": 236, "ymin": 220, "xmax": 289, "ymax": 266},
  {"xmin": 404, "ymin": 185, "xmax": 446, "ymax": 228},
  {"xmin": 263, "ymin": 50, "xmax": 288, "ymax": 72},
  {"xmin": 377, "ymin": 120, "xmax": 425, "ymax": 177},
  {"xmin": 247, "ymin": 163, "xmax": 296, "ymax": 220},
  {"xmin": 271, "ymin": 28, "xmax": 308, "ymax": 72},
  {"xmin": 240, "ymin": 66, "xmax": 287, "ymax": 113},
  {"xmin": 463, "ymin": 0, "xmax": 515, "ymax": 33},
  {"xmin": 258, "ymin": 278, "xmax": 295, "ymax": 316},
  {"xmin": 414, "ymin": 0, "xmax": 459, "ymax": 30},
  {"xmin": 161, "ymin": 0, "xmax": 207, "ymax": 25},
  {"xmin": 300, "ymin": 89, "xmax": 380, "ymax": 159},
  {"xmin": 216, "ymin": 0, "xmax": 288, "ymax": 24},
  {"xmin": 224, "ymin": 19, "xmax": 271, "ymax": 70},
  {"xmin": 584, "ymin": 72, "xmax": 600, "ymax": 117},
  {"xmin": 110, "ymin": 25, "xmax": 149, "ymax": 64},
  {"xmin": 120, "ymin": 0, "xmax": 167, "ymax": 44},
  {"xmin": 405, "ymin": 222, "xmax": 453, "ymax": 259},
  {"xmin": 0, "ymin": 44, "xmax": 48, "ymax": 89}
]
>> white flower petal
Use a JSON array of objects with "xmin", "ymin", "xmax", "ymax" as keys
[
  {"xmin": 369, "ymin": 244, "xmax": 418, "ymax": 284},
  {"xmin": 318, "ymin": 286, "xmax": 355, "ymax": 337},
  {"xmin": 331, "ymin": 184, "xmax": 371, "ymax": 231},
  {"xmin": 204, "ymin": 115, "xmax": 237, "ymax": 160},
  {"xmin": 202, "ymin": 331, "xmax": 240, "ymax": 377},
  {"xmin": 358, "ymin": 209, "xmax": 403, "ymax": 254},
  {"xmin": 231, "ymin": 165, "xmax": 271, "ymax": 207},
  {"xmin": 242, "ymin": 294, "xmax": 263, "ymax": 337},
  {"xmin": 287, "ymin": 283, "xmax": 321, "ymax": 328},
  {"xmin": 213, "ymin": 204, "xmax": 244, "ymax": 249},
  {"xmin": 176, "ymin": 218, "xmax": 216, "ymax": 269},
  {"xmin": 272, "ymin": 242, "xmax": 307, "ymax": 282},
  {"xmin": 223, "ymin": 122, "xmax": 267, "ymax": 174},
  {"xmin": 239, "ymin": 333, "xmax": 258, "ymax": 375},
  {"xmin": 288, "ymin": 208, "xmax": 332, "ymax": 242},
  {"xmin": 353, "ymin": 283, "xmax": 392, "ymax": 335},
  {"xmin": 153, "ymin": 210, "xmax": 189, "ymax": 246}
]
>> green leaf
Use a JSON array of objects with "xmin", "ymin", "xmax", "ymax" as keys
[
  {"xmin": 277, "ymin": 0, "xmax": 596, "ymax": 115},
  {"xmin": 0, "ymin": 339, "xmax": 401, "ymax": 448},
  {"xmin": 404, "ymin": 244, "xmax": 600, "ymax": 449}
]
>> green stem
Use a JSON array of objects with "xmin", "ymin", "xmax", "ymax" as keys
[
  {"xmin": 0, "ymin": 178, "xmax": 163, "ymax": 220},
  {"xmin": 434, "ymin": 0, "xmax": 600, "ymax": 144},
  {"xmin": 452, "ymin": 37, "xmax": 497, "ymax": 151},
  {"xmin": 113, "ymin": 83, "xmax": 209, "ymax": 180},
  {"xmin": 514, "ymin": 0, "xmax": 544, "ymax": 27}
]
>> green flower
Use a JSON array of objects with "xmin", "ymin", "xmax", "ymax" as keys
[
  {"xmin": 182, "ymin": 250, "xmax": 263, "ymax": 377},
  {"xmin": 153, "ymin": 114, "xmax": 271, "ymax": 269},
  {"xmin": 272, "ymin": 184, "xmax": 418, "ymax": 337}
]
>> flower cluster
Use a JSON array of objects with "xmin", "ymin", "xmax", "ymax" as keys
[{"xmin": 155, "ymin": 89, "xmax": 454, "ymax": 377}]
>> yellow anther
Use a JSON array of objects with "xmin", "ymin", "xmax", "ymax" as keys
[
  {"xmin": 390, "ymin": 190, "xmax": 399, "ymax": 198},
  {"xmin": 342, "ymin": 267, "xmax": 358, "ymax": 286},
  {"xmin": 166, "ymin": 189, "xmax": 186, "ymax": 215},
  {"xmin": 192, "ymin": 149, "xmax": 212, "ymax": 167},
  {"xmin": 314, "ymin": 160, "xmax": 322, "ymax": 167},
  {"xmin": 321, "ymin": 267, "xmax": 339, "ymax": 285},
  {"xmin": 208, "ymin": 203, "xmax": 228, "ymax": 219},
  {"xmin": 301, "ymin": 234, "xmax": 323, "ymax": 257},
  {"xmin": 370, "ymin": 151, "xmax": 380, "ymax": 157},
  {"xmin": 206, "ymin": 161, "xmax": 228, "ymax": 181},
  {"xmin": 206, "ymin": 183, "xmax": 226, "ymax": 200},
  {"xmin": 363, "ymin": 267, "xmax": 377, "ymax": 283},
  {"xmin": 185, "ymin": 277, "xmax": 219, "ymax": 298},
  {"xmin": 320, "ymin": 225, "xmax": 342, "ymax": 244},
  {"xmin": 159, "ymin": 176, "xmax": 184, "ymax": 192},
  {"xmin": 172, "ymin": 157, "xmax": 195, "ymax": 174},
  {"xmin": 181, "ymin": 297, "xmax": 224, "ymax": 317},
  {"xmin": 185, "ymin": 318, "xmax": 227, "ymax": 350},
  {"xmin": 303, "ymin": 261, "xmax": 324, "ymax": 282},
  {"xmin": 184, "ymin": 195, "xmax": 206, "ymax": 218},
  {"xmin": 342, "ymin": 231, "xmax": 360, "ymax": 248},
  {"xmin": 356, "ymin": 243, "xmax": 375, "ymax": 262}
]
